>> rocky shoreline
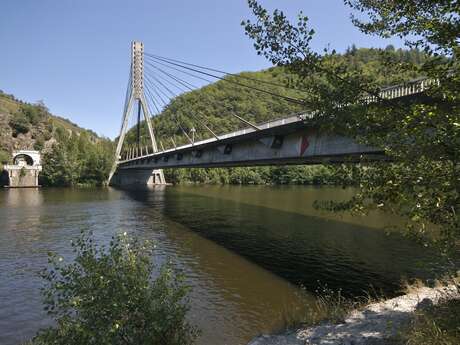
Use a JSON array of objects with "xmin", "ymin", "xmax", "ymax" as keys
[{"xmin": 248, "ymin": 285, "xmax": 459, "ymax": 345}]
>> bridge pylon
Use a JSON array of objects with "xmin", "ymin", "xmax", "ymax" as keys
[{"xmin": 108, "ymin": 41, "xmax": 166, "ymax": 186}]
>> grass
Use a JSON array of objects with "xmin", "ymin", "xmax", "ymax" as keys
[
  {"xmin": 394, "ymin": 294, "xmax": 460, "ymax": 345},
  {"xmin": 280, "ymin": 284, "xmax": 383, "ymax": 330},
  {"xmin": 392, "ymin": 274, "xmax": 460, "ymax": 345},
  {"xmin": 280, "ymin": 277, "xmax": 459, "ymax": 345}
]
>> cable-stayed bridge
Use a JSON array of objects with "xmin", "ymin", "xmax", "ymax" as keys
[{"xmin": 109, "ymin": 41, "xmax": 437, "ymax": 186}]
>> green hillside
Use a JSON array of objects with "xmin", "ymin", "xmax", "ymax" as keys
[{"xmin": 0, "ymin": 91, "xmax": 113, "ymax": 186}]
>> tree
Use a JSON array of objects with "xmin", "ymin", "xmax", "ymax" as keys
[
  {"xmin": 345, "ymin": 0, "xmax": 460, "ymax": 56},
  {"xmin": 9, "ymin": 114, "xmax": 30, "ymax": 136},
  {"xmin": 40, "ymin": 133, "xmax": 114, "ymax": 187},
  {"xmin": 31, "ymin": 231, "xmax": 199, "ymax": 345},
  {"xmin": 41, "ymin": 142, "xmax": 82, "ymax": 187},
  {"xmin": 242, "ymin": 0, "xmax": 460, "ymax": 253},
  {"xmin": 0, "ymin": 149, "xmax": 9, "ymax": 165}
]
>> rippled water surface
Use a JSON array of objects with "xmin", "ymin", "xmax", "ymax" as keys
[{"xmin": 0, "ymin": 186, "xmax": 442, "ymax": 345}]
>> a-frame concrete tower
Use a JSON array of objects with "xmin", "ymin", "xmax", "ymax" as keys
[{"xmin": 109, "ymin": 41, "xmax": 165, "ymax": 185}]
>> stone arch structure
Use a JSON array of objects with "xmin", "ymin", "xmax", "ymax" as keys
[
  {"xmin": 3, "ymin": 150, "xmax": 42, "ymax": 187},
  {"xmin": 13, "ymin": 153, "xmax": 34, "ymax": 167}
]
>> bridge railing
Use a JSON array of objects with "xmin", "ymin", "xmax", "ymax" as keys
[{"xmin": 361, "ymin": 77, "xmax": 438, "ymax": 103}]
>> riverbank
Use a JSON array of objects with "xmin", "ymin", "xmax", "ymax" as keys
[{"xmin": 248, "ymin": 284, "xmax": 459, "ymax": 345}]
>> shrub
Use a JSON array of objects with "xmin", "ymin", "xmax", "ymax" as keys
[
  {"xmin": 396, "ymin": 294, "xmax": 460, "ymax": 345},
  {"xmin": 34, "ymin": 137, "xmax": 45, "ymax": 151},
  {"xmin": 21, "ymin": 103, "xmax": 47, "ymax": 125},
  {"xmin": 9, "ymin": 115, "xmax": 30, "ymax": 136},
  {"xmin": 0, "ymin": 150, "xmax": 9, "ymax": 165},
  {"xmin": 31, "ymin": 231, "xmax": 199, "ymax": 345}
]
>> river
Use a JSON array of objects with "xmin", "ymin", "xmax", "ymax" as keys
[{"xmin": 0, "ymin": 186, "xmax": 444, "ymax": 345}]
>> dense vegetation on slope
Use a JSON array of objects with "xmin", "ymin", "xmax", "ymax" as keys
[
  {"xmin": 123, "ymin": 46, "xmax": 427, "ymax": 185},
  {"xmin": 0, "ymin": 91, "xmax": 113, "ymax": 186}
]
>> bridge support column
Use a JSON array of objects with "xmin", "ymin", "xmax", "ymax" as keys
[
  {"xmin": 108, "ymin": 41, "xmax": 166, "ymax": 186},
  {"xmin": 149, "ymin": 169, "xmax": 166, "ymax": 185},
  {"xmin": 110, "ymin": 168, "xmax": 166, "ymax": 187}
]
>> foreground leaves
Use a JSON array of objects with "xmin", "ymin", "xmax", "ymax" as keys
[{"xmin": 32, "ymin": 231, "xmax": 199, "ymax": 345}]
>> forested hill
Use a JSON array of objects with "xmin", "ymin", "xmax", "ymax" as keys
[
  {"xmin": 124, "ymin": 46, "xmax": 427, "ymax": 150},
  {"xmin": 0, "ymin": 91, "xmax": 113, "ymax": 186}
]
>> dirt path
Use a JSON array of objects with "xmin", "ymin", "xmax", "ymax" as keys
[{"xmin": 248, "ymin": 285, "xmax": 459, "ymax": 345}]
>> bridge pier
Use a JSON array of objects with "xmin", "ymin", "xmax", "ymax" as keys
[{"xmin": 110, "ymin": 168, "xmax": 166, "ymax": 187}]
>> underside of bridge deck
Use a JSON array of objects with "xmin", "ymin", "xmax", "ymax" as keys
[{"xmin": 110, "ymin": 121, "xmax": 386, "ymax": 186}]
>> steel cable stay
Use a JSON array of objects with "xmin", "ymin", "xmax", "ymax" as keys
[
  {"xmin": 144, "ymin": 86, "xmax": 171, "ymax": 152},
  {"xmin": 144, "ymin": 75, "xmax": 170, "ymax": 107},
  {"xmin": 145, "ymin": 70, "xmax": 179, "ymax": 99},
  {"xmin": 145, "ymin": 57, "xmax": 309, "ymax": 135},
  {"xmin": 146, "ymin": 74, "xmax": 195, "ymax": 143},
  {"xmin": 144, "ymin": 58, "xmax": 215, "ymax": 85},
  {"xmin": 146, "ymin": 69, "xmax": 196, "ymax": 121},
  {"xmin": 144, "ymin": 65, "xmax": 222, "ymax": 140},
  {"xmin": 146, "ymin": 62, "xmax": 262, "ymax": 133},
  {"xmin": 119, "ymin": 68, "xmax": 135, "ymax": 160},
  {"xmin": 145, "ymin": 52, "xmax": 412, "ymax": 114},
  {"xmin": 144, "ymin": 74, "xmax": 195, "ymax": 147},
  {"xmin": 144, "ymin": 86, "xmax": 162, "ymax": 115},
  {"xmin": 145, "ymin": 52, "xmax": 310, "ymax": 93},
  {"xmin": 145, "ymin": 62, "xmax": 199, "ymax": 91},
  {"xmin": 145, "ymin": 66, "xmax": 190, "ymax": 95},
  {"xmin": 148, "ymin": 52, "xmax": 304, "ymax": 152},
  {"xmin": 123, "ymin": 78, "xmax": 163, "ymax": 157},
  {"xmin": 144, "ymin": 56, "xmax": 303, "ymax": 133},
  {"xmin": 146, "ymin": 67, "xmax": 228, "ymax": 140},
  {"xmin": 144, "ymin": 54, "xmax": 305, "ymax": 105},
  {"xmin": 143, "ymin": 78, "xmax": 173, "ymax": 151},
  {"xmin": 146, "ymin": 68, "xmax": 248, "ymax": 139},
  {"xmin": 144, "ymin": 68, "xmax": 219, "ymax": 142},
  {"xmin": 143, "ymin": 81, "xmax": 172, "ymax": 151}
]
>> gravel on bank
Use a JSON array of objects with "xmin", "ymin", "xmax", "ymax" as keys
[{"xmin": 248, "ymin": 285, "xmax": 459, "ymax": 345}]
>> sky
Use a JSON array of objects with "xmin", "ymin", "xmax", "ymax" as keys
[{"xmin": 0, "ymin": 0, "xmax": 406, "ymax": 139}]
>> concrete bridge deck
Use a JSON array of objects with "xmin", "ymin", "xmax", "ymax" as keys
[{"xmin": 118, "ymin": 113, "xmax": 383, "ymax": 170}]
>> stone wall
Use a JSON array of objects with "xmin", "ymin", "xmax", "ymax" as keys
[{"xmin": 3, "ymin": 167, "xmax": 40, "ymax": 187}]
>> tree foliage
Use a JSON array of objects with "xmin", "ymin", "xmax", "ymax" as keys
[
  {"xmin": 32, "ymin": 231, "xmax": 199, "ymax": 345},
  {"xmin": 164, "ymin": 165, "xmax": 341, "ymax": 186},
  {"xmin": 242, "ymin": 0, "xmax": 460, "ymax": 252},
  {"xmin": 346, "ymin": 0, "xmax": 460, "ymax": 56},
  {"xmin": 40, "ymin": 132, "xmax": 113, "ymax": 187},
  {"xmin": 9, "ymin": 114, "xmax": 30, "ymax": 137}
]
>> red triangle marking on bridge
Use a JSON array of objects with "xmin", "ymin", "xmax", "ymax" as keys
[{"xmin": 300, "ymin": 135, "xmax": 309, "ymax": 156}]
